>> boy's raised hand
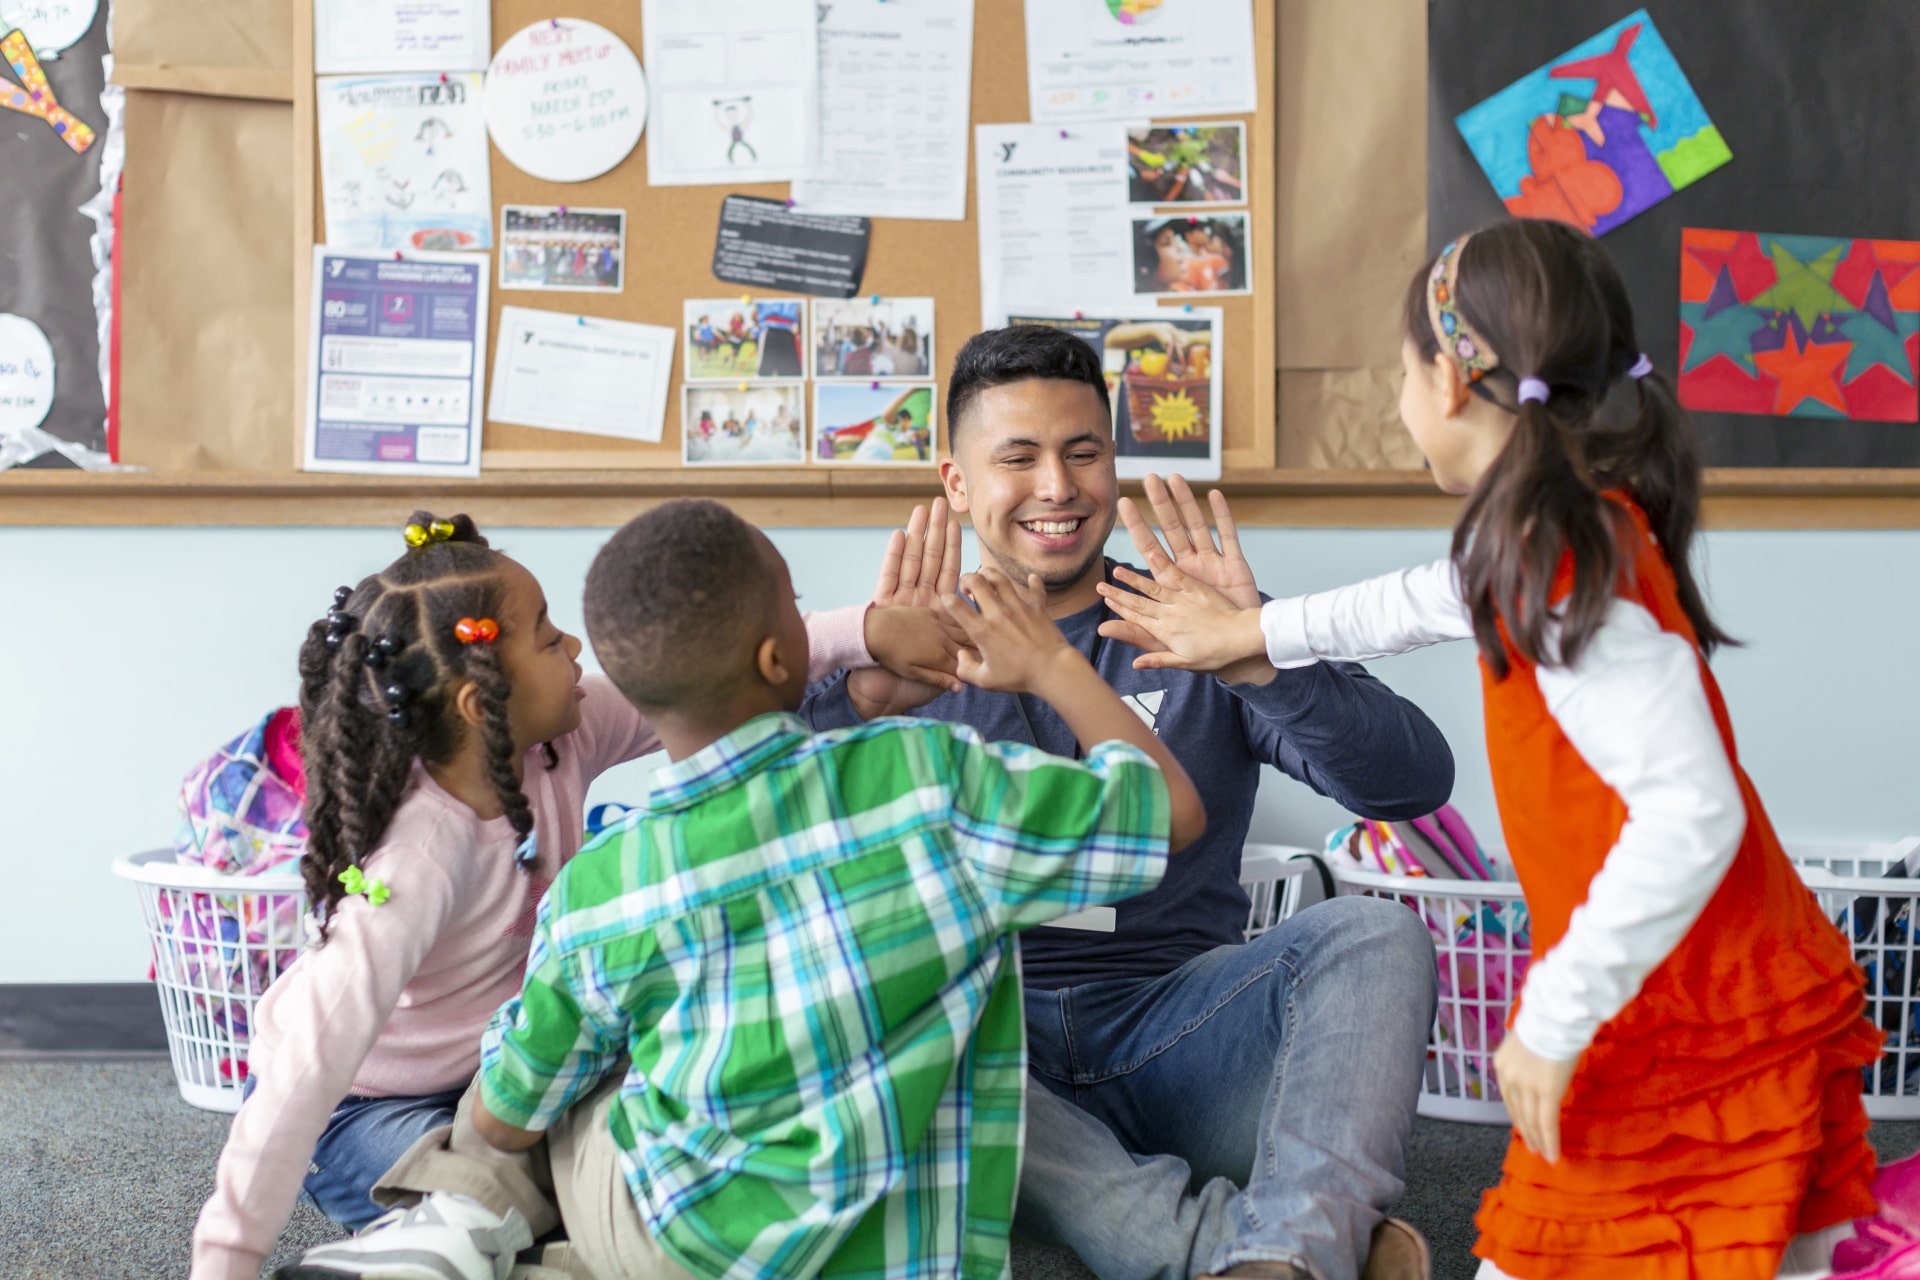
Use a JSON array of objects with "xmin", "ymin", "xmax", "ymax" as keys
[{"xmin": 939, "ymin": 568, "xmax": 1075, "ymax": 694}]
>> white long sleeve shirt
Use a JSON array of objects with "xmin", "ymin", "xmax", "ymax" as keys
[{"xmin": 1260, "ymin": 561, "xmax": 1747, "ymax": 1062}]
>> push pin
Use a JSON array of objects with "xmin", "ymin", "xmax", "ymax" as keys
[
  {"xmin": 740, "ymin": 294, "xmax": 751, "ymax": 305},
  {"xmin": 738, "ymin": 381, "xmax": 749, "ymax": 392},
  {"xmin": 1073, "ymin": 310, "xmax": 1084, "ymax": 320},
  {"xmin": 1182, "ymin": 304, "xmax": 1194, "ymax": 313},
  {"xmin": 577, "ymin": 315, "xmax": 587, "ymax": 326},
  {"xmin": 1058, "ymin": 129, "xmax": 1070, "ymax": 139},
  {"xmin": 784, "ymin": 198, "xmax": 796, "ymax": 208},
  {"xmin": 550, "ymin": 17, "xmax": 559, "ymax": 27},
  {"xmin": 557, "ymin": 205, "xmax": 568, "ymax": 216},
  {"xmin": 869, "ymin": 294, "xmax": 879, "ymax": 305},
  {"xmin": 393, "ymin": 251, "xmax": 404, "ymax": 260},
  {"xmin": 870, "ymin": 380, "xmax": 880, "ymax": 390},
  {"xmin": 439, "ymin": 73, "xmax": 448, "ymax": 84}
]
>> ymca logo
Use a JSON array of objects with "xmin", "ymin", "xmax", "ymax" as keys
[
  {"xmin": 1121, "ymin": 690, "xmax": 1165, "ymax": 734},
  {"xmin": 999, "ymin": 141, "xmax": 1018, "ymax": 163}
]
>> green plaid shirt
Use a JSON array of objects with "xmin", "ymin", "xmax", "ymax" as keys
[{"xmin": 479, "ymin": 712, "xmax": 1169, "ymax": 1280}]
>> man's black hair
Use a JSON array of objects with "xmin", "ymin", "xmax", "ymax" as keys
[
  {"xmin": 584, "ymin": 499, "xmax": 779, "ymax": 714},
  {"xmin": 946, "ymin": 325, "xmax": 1110, "ymax": 442}
]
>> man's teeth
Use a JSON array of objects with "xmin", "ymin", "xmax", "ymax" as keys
[{"xmin": 1022, "ymin": 519, "xmax": 1082, "ymax": 535}]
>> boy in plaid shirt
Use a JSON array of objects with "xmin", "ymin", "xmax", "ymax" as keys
[{"xmin": 285, "ymin": 498, "xmax": 1203, "ymax": 1280}]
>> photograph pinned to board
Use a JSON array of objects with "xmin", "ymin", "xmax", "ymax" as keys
[
  {"xmin": 0, "ymin": 0, "xmax": 97, "ymax": 59},
  {"xmin": 488, "ymin": 307, "xmax": 675, "ymax": 442},
  {"xmin": 1127, "ymin": 121, "xmax": 1245, "ymax": 206},
  {"xmin": 683, "ymin": 383, "xmax": 806, "ymax": 467},
  {"xmin": 1454, "ymin": 10, "xmax": 1730, "ymax": 238},
  {"xmin": 1132, "ymin": 212, "xmax": 1249, "ymax": 296},
  {"xmin": 1025, "ymin": 0, "xmax": 1257, "ymax": 124},
  {"xmin": 305, "ymin": 248, "xmax": 489, "ymax": 477},
  {"xmin": 317, "ymin": 73, "xmax": 492, "ymax": 250},
  {"xmin": 813, "ymin": 383, "xmax": 937, "ymax": 466},
  {"xmin": 1, "ymin": 27, "xmax": 95, "ymax": 152},
  {"xmin": 789, "ymin": 0, "xmax": 974, "ymax": 221},
  {"xmin": 1678, "ymin": 228, "xmax": 1920, "ymax": 423},
  {"xmin": 641, "ymin": 0, "xmax": 817, "ymax": 186},
  {"xmin": 500, "ymin": 205, "xmax": 626, "ymax": 293},
  {"xmin": 683, "ymin": 297, "xmax": 806, "ymax": 382},
  {"xmin": 484, "ymin": 20, "xmax": 646, "ymax": 183},
  {"xmin": 1006, "ymin": 308, "xmax": 1222, "ymax": 480},
  {"xmin": 812, "ymin": 297, "xmax": 934, "ymax": 379},
  {"xmin": 313, "ymin": 0, "xmax": 490, "ymax": 74}
]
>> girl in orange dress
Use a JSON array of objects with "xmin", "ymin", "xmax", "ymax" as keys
[{"xmin": 1091, "ymin": 218, "xmax": 1884, "ymax": 1279}]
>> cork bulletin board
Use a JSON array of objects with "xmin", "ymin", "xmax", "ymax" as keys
[{"xmin": 292, "ymin": 0, "xmax": 1278, "ymax": 476}]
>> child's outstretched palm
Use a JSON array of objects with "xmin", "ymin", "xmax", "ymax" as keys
[
  {"xmin": 1098, "ymin": 557, "xmax": 1261, "ymax": 673},
  {"xmin": 939, "ymin": 568, "xmax": 1071, "ymax": 693}
]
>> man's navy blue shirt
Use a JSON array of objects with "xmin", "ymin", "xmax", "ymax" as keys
[{"xmin": 801, "ymin": 560, "xmax": 1456, "ymax": 990}]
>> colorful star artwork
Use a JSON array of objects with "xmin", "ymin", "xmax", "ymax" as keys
[
  {"xmin": 1678, "ymin": 228, "xmax": 1920, "ymax": 422},
  {"xmin": 0, "ymin": 29, "xmax": 95, "ymax": 153},
  {"xmin": 1454, "ymin": 11, "xmax": 1730, "ymax": 238}
]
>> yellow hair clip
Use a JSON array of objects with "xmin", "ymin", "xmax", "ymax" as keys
[{"xmin": 402, "ymin": 518, "xmax": 458, "ymax": 548}]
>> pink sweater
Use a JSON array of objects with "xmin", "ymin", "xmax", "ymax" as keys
[{"xmin": 191, "ymin": 606, "xmax": 870, "ymax": 1280}]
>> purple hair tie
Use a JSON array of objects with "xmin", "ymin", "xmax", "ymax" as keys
[
  {"xmin": 1628, "ymin": 352, "xmax": 1654, "ymax": 380},
  {"xmin": 1516, "ymin": 377, "xmax": 1551, "ymax": 405}
]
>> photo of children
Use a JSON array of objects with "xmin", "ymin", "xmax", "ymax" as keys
[
  {"xmin": 683, "ymin": 298, "xmax": 808, "ymax": 381},
  {"xmin": 1006, "ymin": 309, "xmax": 1222, "ymax": 480},
  {"xmin": 813, "ymin": 383, "xmax": 937, "ymax": 466},
  {"xmin": 499, "ymin": 205, "xmax": 626, "ymax": 292},
  {"xmin": 1127, "ymin": 122, "xmax": 1247, "ymax": 205},
  {"xmin": 811, "ymin": 297, "xmax": 935, "ymax": 380},
  {"xmin": 1132, "ymin": 213, "xmax": 1250, "ymax": 296},
  {"xmin": 683, "ymin": 384, "xmax": 807, "ymax": 466}
]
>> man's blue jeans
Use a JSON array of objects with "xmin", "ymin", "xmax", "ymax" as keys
[
  {"xmin": 244, "ymin": 1075, "xmax": 470, "ymax": 1228},
  {"xmin": 1016, "ymin": 895, "xmax": 1437, "ymax": 1280}
]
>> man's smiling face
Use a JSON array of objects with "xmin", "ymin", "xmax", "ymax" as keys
[{"xmin": 940, "ymin": 377, "xmax": 1119, "ymax": 603}]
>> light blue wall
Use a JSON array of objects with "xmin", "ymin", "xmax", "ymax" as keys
[{"xmin": 3, "ymin": 522, "xmax": 1916, "ymax": 983}]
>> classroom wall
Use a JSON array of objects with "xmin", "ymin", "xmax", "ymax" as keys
[{"xmin": 3, "ymin": 521, "xmax": 1917, "ymax": 984}]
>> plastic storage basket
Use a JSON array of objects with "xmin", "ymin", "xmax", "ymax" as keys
[
  {"xmin": 112, "ymin": 847, "xmax": 307, "ymax": 1113},
  {"xmin": 1240, "ymin": 843, "xmax": 1323, "ymax": 940},
  {"xmin": 1333, "ymin": 839, "xmax": 1920, "ymax": 1125}
]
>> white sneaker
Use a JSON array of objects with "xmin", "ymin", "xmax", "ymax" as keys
[{"xmin": 274, "ymin": 1192, "xmax": 534, "ymax": 1280}]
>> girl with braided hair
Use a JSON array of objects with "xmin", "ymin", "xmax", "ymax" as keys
[{"xmin": 193, "ymin": 510, "xmax": 965, "ymax": 1280}]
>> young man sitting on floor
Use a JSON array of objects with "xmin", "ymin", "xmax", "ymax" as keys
[{"xmin": 279, "ymin": 497, "xmax": 1204, "ymax": 1280}]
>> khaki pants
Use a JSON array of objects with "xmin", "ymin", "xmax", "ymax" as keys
[{"xmin": 374, "ymin": 1073, "xmax": 692, "ymax": 1280}]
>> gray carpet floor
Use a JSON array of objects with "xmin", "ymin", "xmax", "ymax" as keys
[{"xmin": 2, "ymin": 1060, "xmax": 1915, "ymax": 1280}]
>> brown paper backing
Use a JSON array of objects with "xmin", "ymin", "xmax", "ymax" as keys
[
  {"xmin": 113, "ymin": 0, "xmax": 1435, "ymax": 476},
  {"xmin": 118, "ymin": 91, "xmax": 296, "ymax": 471}
]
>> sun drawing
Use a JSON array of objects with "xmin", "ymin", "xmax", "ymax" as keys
[{"xmin": 1147, "ymin": 390, "xmax": 1203, "ymax": 440}]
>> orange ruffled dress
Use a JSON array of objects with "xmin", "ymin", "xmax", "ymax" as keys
[{"xmin": 1473, "ymin": 500, "xmax": 1882, "ymax": 1280}]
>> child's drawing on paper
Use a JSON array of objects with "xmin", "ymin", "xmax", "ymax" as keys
[
  {"xmin": 1678, "ymin": 228, "xmax": 1920, "ymax": 422},
  {"xmin": 318, "ymin": 73, "xmax": 492, "ymax": 251},
  {"xmin": 714, "ymin": 96, "xmax": 757, "ymax": 165},
  {"xmin": 1454, "ymin": 11, "xmax": 1730, "ymax": 237}
]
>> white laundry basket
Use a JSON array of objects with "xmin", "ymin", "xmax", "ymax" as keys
[
  {"xmin": 1239, "ymin": 843, "xmax": 1324, "ymax": 940},
  {"xmin": 112, "ymin": 848, "xmax": 307, "ymax": 1113},
  {"xmin": 1332, "ymin": 839, "xmax": 1920, "ymax": 1125}
]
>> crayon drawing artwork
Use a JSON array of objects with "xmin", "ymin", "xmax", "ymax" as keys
[
  {"xmin": 1454, "ymin": 10, "xmax": 1730, "ymax": 237},
  {"xmin": 1678, "ymin": 228, "xmax": 1920, "ymax": 422}
]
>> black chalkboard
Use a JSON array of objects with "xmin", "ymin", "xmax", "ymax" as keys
[
  {"xmin": 0, "ymin": 3, "xmax": 112, "ymax": 463},
  {"xmin": 1429, "ymin": 0, "xmax": 1920, "ymax": 467}
]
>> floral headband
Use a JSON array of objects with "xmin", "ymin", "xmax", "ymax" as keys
[{"xmin": 1426, "ymin": 236, "xmax": 1500, "ymax": 385}]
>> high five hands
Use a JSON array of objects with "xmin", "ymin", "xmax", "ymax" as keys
[
  {"xmin": 1095, "ymin": 474, "xmax": 1274, "ymax": 685},
  {"xmin": 849, "ymin": 499, "xmax": 970, "ymax": 720}
]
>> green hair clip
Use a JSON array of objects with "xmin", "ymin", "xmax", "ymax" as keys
[{"xmin": 339, "ymin": 865, "xmax": 391, "ymax": 907}]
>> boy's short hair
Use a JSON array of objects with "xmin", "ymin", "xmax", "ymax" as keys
[
  {"xmin": 946, "ymin": 325, "xmax": 1110, "ymax": 443},
  {"xmin": 584, "ymin": 499, "xmax": 779, "ymax": 714}
]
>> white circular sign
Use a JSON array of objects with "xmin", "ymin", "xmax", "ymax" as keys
[
  {"xmin": 0, "ymin": 0, "xmax": 99, "ymax": 58},
  {"xmin": 485, "ymin": 19, "xmax": 648, "ymax": 183},
  {"xmin": 0, "ymin": 313, "xmax": 56, "ymax": 434}
]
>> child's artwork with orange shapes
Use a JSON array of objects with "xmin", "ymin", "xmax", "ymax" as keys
[
  {"xmin": 0, "ymin": 28, "xmax": 94, "ymax": 153},
  {"xmin": 1678, "ymin": 228, "xmax": 1920, "ymax": 422},
  {"xmin": 1454, "ymin": 11, "xmax": 1727, "ymax": 237}
]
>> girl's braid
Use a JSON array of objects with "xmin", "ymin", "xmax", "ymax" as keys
[{"xmin": 464, "ymin": 641, "xmax": 536, "ymax": 847}]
